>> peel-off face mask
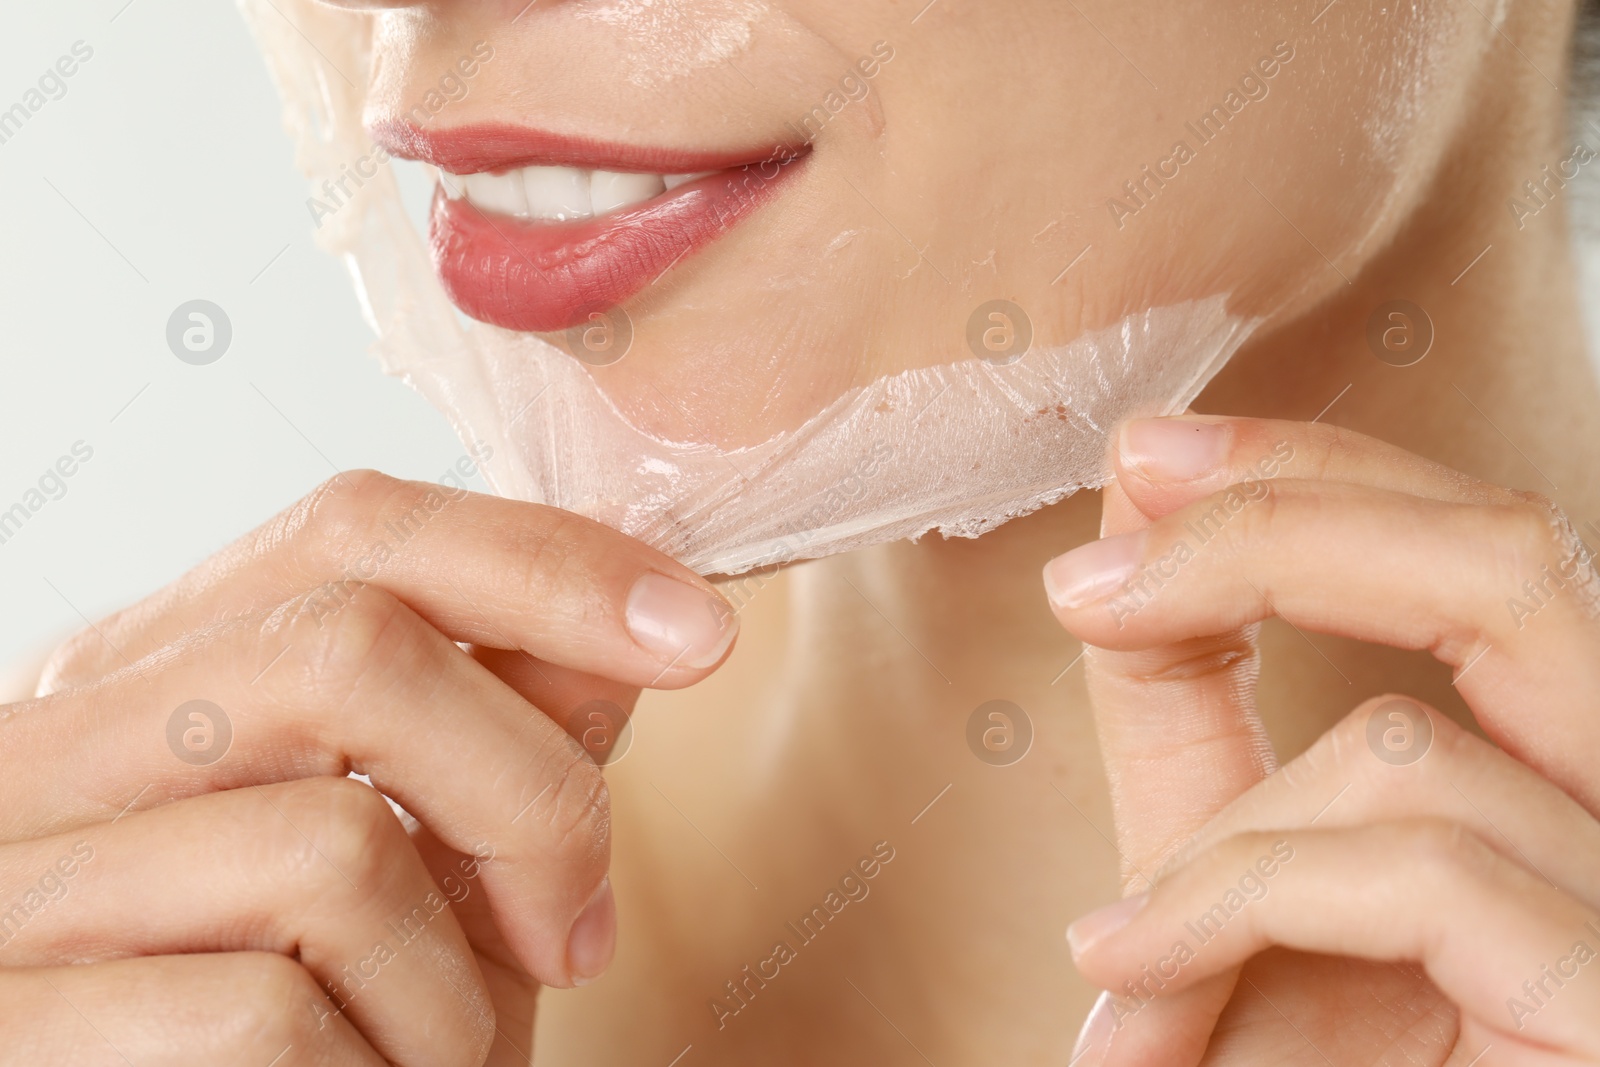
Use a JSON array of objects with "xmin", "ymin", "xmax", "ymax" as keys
[
  {"xmin": 240, "ymin": 1, "xmax": 1333, "ymax": 576},
  {"xmin": 400, "ymin": 298, "xmax": 1253, "ymax": 576}
]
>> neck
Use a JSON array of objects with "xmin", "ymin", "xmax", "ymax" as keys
[
  {"xmin": 573, "ymin": 18, "xmax": 1600, "ymax": 1061},
  {"xmin": 565, "ymin": 15, "xmax": 1600, "ymax": 1061}
]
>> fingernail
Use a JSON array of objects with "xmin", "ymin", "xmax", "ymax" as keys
[
  {"xmin": 1119, "ymin": 417, "xmax": 1231, "ymax": 482},
  {"xmin": 567, "ymin": 877, "xmax": 616, "ymax": 986},
  {"xmin": 1070, "ymin": 991, "xmax": 1116, "ymax": 1067},
  {"xmin": 625, "ymin": 573, "xmax": 739, "ymax": 669},
  {"xmin": 1066, "ymin": 892, "xmax": 1147, "ymax": 957},
  {"xmin": 1043, "ymin": 531, "xmax": 1147, "ymax": 610}
]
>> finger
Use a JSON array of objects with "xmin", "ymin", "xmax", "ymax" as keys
[
  {"xmin": 1078, "ymin": 479, "xmax": 1277, "ymax": 885},
  {"xmin": 1080, "ymin": 694, "xmax": 1600, "ymax": 1067},
  {"xmin": 40, "ymin": 471, "xmax": 738, "ymax": 693},
  {"xmin": 1163, "ymin": 697, "xmax": 1600, "ymax": 910},
  {"xmin": 1202, "ymin": 951, "xmax": 1461, "ymax": 1067},
  {"xmin": 1111, "ymin": 414, "xmax": 1516, "ymax": 519},
  {"xmin": 470, "ymin": 647, "xmax": 641, "ymax": 766},
  {"xmin": 1068, "ymin": 821, "xmax": 1600, "ymax": 1058},
  {"xmin": 1084, "ymin": 695, "xmax": 1600, "ymax": 1066},
  {"xmin": 1046, "ymin": 476, "xmax": 1600, "ymax": 812},
  {"xmin": 407, "ymin": 821, "xmax": 542, "ymax": 1067},
  {"xmin": 1071, "ymin": 478, "xmax": 1269, "ymax": 1067},
  {"xmin": 1067, "ymin": 417, "xmax": 1596, "ymax": 1066},
  {"xmin": 0, "ymin": 778, "xmax": 492, "ymax": 1067},
  {"xmin": 1072, "ymin": 479, "xmax": 1270, "ymax": 1067},
  {"xmin": 1071, "ymin": 974, "xmax": 1239, "ymax": 1067},
  {"xmin": 0, "ymin": 953, "xmax": 384, "ymax": 1066},
  {"xmin": 4, "ymin": 588, "xmax": 616, "ymax": 987}
]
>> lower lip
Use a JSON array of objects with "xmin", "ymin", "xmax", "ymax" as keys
[{"xmin": 428, "ymin": 157, "xmax": 807, "ymax": 334}]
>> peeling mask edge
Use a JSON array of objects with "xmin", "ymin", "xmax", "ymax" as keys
[{"xmin": 238, "ymin": 0, "xmax": 1261, "ymax": 577}]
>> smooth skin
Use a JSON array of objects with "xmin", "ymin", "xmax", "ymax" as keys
[
  {"xmin": 530, "ymin": 37, "xmax": 1600, "ymax": 1067},
  {"xmin": 1054, "ymin": 416, "xmax": 1600, "ymax": 1064},
  {"xmin": 0, "ymin": 472, "xmax": 737, "ymax": 1065},
  {"xmin": 6, "ymin": 1, "xmax": 1598, "ymax": 1065}
]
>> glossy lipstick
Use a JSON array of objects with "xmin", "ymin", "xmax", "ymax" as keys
[{"xmin": 371, "ymin": 121, "xmax": 810, "ymax": 334}]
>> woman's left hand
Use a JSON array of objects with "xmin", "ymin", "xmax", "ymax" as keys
[
  {"xmin": 1068, "ymin": 696, "xmax": 1600, "ymax": 1065},
  {"xmin": 1045, "ymin": 415, "xmax": 1600, "ymax": 1065}
]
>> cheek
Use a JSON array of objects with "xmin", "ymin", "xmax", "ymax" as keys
[
  {"xmin": 852, "ymin": 3, "xmax": 1491, "ymax": 349},
  {"xmin": 1188, "ymin": 5, "xmax": 1485, "ymax": 321}
]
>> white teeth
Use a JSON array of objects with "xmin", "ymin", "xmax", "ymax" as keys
[
  {"xmin": 462, "ymin": 171, "xmax": 527, "ymax": 217},
  {"xmin": 590, "ymin": 170, "xmax": 666, "ymax": 215},
  {"xmin": 433, "ymin": 166, "xmax": 465, "ymax": 200},
  {"xmin": 520, "ymin": 166, "xmax": 592, "ymax": 221},
  {"xmin": 442, "ymin": 163, "xmax": 717, "ymax": 220},
  {"xmin": 663, "ymin": 171, "xmax": 714, "ymax": 190}
]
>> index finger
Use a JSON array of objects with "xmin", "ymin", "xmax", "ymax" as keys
[
  {"xmin": 1112, "ymin": 414, "xmax": 1512, "ymax": 518},
  {"xmin": 1074, "ymin": 475, "xmax": 1277, "ymax": 887},
  {"xmin": 42, "ymin": 471, "xmax": 739, "ymax": 693}
]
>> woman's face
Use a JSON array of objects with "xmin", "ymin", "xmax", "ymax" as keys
[{"xmin": 324, "ymin": 0, "xmax": 1490, "ymax": 449}]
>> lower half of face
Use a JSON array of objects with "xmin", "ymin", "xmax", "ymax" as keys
[{"xmin": 334, "ymin": 0, "xmax": 1495, "ymax": 450}]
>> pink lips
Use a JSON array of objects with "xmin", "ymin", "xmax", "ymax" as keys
[{"xmin": 369, "ymin": 121, "xmax": 810, "ymax": 334}]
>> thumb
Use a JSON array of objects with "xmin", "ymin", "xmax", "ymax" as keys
[
  {"xmin": 1055, "ymin": 476, "xmax": 1275, "ymax": 1067},
  {"xmin": 1079, "ymin": 477, "xmax": 1275, "ymax": 887}
]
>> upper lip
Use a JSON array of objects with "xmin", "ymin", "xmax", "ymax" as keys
[{"xmin": 369, "ymin": 119, "xmax": 807, "ymax": 176}]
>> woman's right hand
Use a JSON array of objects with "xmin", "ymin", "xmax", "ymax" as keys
[{"xmin": 0, "ymin": 470, "xmax": 739, "ymax": 1066}]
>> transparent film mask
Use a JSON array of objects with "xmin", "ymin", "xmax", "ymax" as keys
[{"xmin": 241, "ymin": 1, "xmax": 1416, "ymax": 577}]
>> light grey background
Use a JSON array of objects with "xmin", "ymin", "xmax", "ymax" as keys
[
  {"xmin": 0, "ymin": 1, "xmax": 483, "ymax": 690},
  {"xmin": 3, "ymin": 1, "xmax": 1599, "ymax": 690}
]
